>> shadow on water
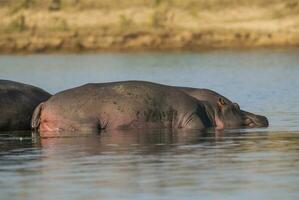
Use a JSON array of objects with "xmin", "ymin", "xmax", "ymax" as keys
[
  {"xmin": 1, "ymin": 128, "xmax": 298, "ymax": 161},
  {"xmin": 1, "ymin": 128, "xmax": 299, "ymax": 156},
  {"xmin": 2, "ymin": 128, "xmax": 298, "ymax": 156},
  {"xmin": 0, "ymin": 128, "xmax": 266, "ymax": 168}
]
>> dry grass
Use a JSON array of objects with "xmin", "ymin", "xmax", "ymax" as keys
[
  {"xmin": 0, "ymin": 0, "xmax": 298, "ymax": 53},
  {"xmin": 1, "ymin": 0, "xmax": 294, "ymax": 10}
]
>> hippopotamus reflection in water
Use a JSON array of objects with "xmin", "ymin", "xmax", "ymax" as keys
[
  {"xmin": 0, "ymin": 80, "xmax": 51, "ymax": 131},
  {"xmin": 32, "ymin": 81, "xmax": 268, "ymax": 137}
]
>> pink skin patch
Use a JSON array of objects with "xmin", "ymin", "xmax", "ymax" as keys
[
  {"xmin": 39, "ymin": 111, "xmax": 66, "ymax": 132},
  {"xmin": 215, "ymin": 115, "xmax": 225, "ymax": 129},
  {"xmin": 39, "ymin": 122, "xmax": 61, "ymax": 132}
]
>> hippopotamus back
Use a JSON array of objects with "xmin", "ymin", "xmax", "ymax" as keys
[
  {"xmin": 32, "ymin": 81, "xmax": 216, "ymax": 135},
  {"xmin": 0, "ymin": 80, "xmax": 51, "ymax": 131}
]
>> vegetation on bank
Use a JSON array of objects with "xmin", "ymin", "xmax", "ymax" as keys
[{"xmin": 0, "ymin": 0, "xmax": 299, "ymax": 53}]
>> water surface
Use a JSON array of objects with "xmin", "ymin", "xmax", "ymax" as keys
[{"xmin": 0, "ymin": 49, "xmax": 299, "ymax": 199}]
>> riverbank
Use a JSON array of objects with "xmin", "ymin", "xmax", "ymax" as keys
[{"xmin": 1, "ymin": 0, "xmax": 299, "ymax": 53}]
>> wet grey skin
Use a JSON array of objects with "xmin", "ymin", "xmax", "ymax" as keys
[
  {"xmin": 178, "ymin": 87, "xmax": 269, "ymax": 128},
  {"xmin": 0, "ymin": 80, "xmax": 51, "ymax": 132},
  {"xmin": 32, "ymin": 81, "xmax": 268, "ymax": 137}
]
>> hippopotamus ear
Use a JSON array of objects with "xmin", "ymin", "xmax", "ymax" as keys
[
  {"xmin": 233, "ymin": 103, "xmax": 240, "ymax": 110},
  {"xmin": 31, "ymin": 102, "xmax": 44, "ymax": 130}
]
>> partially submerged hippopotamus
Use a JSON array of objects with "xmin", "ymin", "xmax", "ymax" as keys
[
  {"xmin": 0, "ymin": 80, "xmax": 51, "ymax": 132},
  {"xmin": 32, "ymin": 81, "xmax": 268, "ymax": 137}
]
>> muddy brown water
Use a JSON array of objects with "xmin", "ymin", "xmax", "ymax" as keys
[{"xmin": 0, "ymin": 49, "xmax": 299, "ymax": 200}]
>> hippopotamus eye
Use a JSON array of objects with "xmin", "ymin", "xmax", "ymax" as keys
[
  {"xmin": 217, "ymin": 98, "xmax": 228, "ymax": 111},
  {"xmin": 218, "ymin": 98, "xmax": 226, "ymax": 106}
]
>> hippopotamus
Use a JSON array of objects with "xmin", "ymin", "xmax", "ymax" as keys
[
  {"xmin": 0, "ymin": 80, "xmax": 51, "ymax": 132},
  {"xmin": 32, "ymin": 81, "xmax": 268, "ymax": 137}
]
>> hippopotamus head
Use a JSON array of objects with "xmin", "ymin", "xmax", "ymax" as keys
[{"xmin": 214, "ymin": 98, "xmax": 268, "ymax": 129}]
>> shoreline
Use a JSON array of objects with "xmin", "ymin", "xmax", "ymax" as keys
[
  {"xmin": 1, "ymin": 1, "xmax": 299, "ymax": 54},
  {"xmin": 1, "ymin": 30, "xmax": 299, "ymax": 54}
]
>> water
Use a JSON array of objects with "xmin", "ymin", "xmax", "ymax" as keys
[{"xmin": 0, "ymin": 48, "xmax": 299, "ymax": 200}]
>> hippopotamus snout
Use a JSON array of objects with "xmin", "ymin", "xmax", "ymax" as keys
[
  {"xmin": 214, "ymin": 98, "xmax": 269, "ymax": 129},
  {"xmin": 242, "ymin": 111, "xmax": 269, "ymax": 128}
]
